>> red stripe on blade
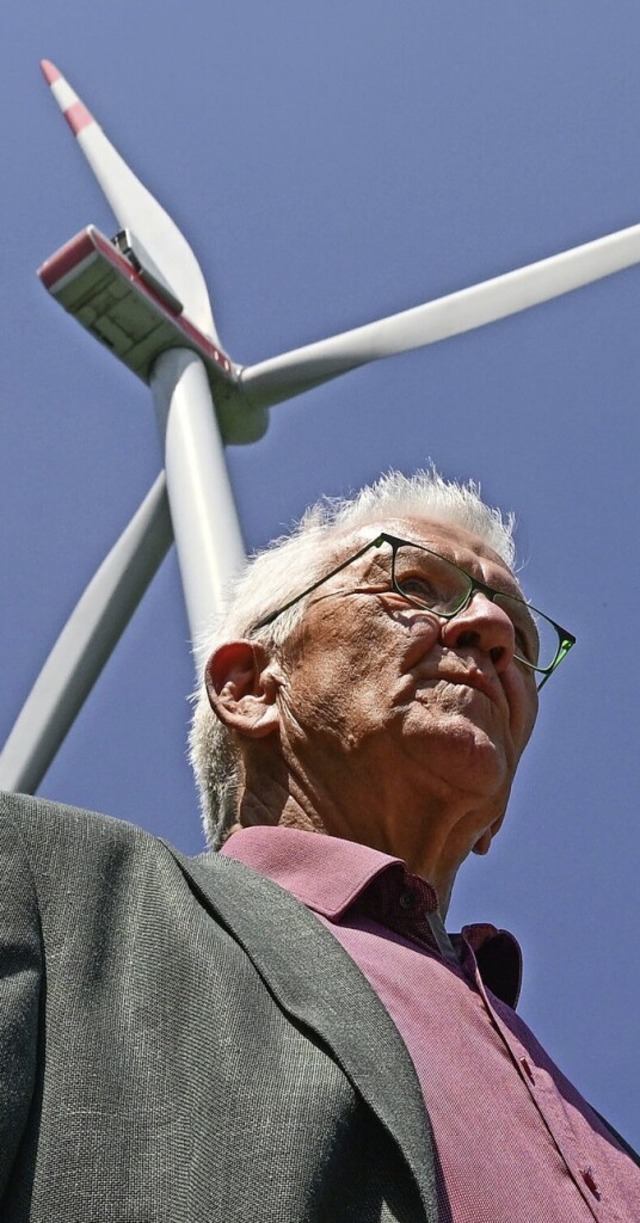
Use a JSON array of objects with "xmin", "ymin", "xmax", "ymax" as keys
[
  {"xmin": 40, "ymin": 60, "xmax": 62, "ymax": 85},
  {"xmin": 64, "ymin": 100, "xmax": 94, "ymax": 134}
]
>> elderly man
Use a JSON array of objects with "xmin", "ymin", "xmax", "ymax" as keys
[{"xmin": 1, "ymin": 468, "xmax": 638, "ymax": 1222}]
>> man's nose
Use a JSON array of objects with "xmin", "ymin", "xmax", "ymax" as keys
[{"xmin": 438, "ymin": 592, "xmax": 515, "ymax": 672}]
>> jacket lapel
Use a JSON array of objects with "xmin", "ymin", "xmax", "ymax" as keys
[{"xmin": 165, "ymin": 844, "xmax": 438, "ymax": 1217}]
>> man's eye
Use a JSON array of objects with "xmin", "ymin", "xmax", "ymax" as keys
[{"xmin": 397, "ymin": 576, "xmax": 439, "ymax": 604}]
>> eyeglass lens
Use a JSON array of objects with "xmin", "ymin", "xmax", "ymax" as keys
[{"xmin": 392, "ymin": 545, "xmax": 561, "ymax": 670}]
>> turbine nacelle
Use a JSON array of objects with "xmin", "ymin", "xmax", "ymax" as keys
[{"xmin": 39, "ymin": 224, "xmax": 268, "ymax": 444}]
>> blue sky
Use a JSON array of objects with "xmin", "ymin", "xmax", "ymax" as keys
[{"xmin": 2, "ymin": 3, "xmax": 640, "ymax": 1145}]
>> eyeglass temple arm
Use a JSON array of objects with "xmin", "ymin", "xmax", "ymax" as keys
[
  {"xmin": 253, "ymin": 535, "xmax": 386, "ymax": 630},
  {"xmin": 536, "ymin": 631, "xmax": 576, "ymax": 690}
]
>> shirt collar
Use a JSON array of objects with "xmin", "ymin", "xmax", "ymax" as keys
[
  {"xmin": 220, "ymin": 825, "xmax": 521, "ymax": 1008},
  {"xmin": 220, "ymin": 824, "xmax": 423, "ymax": 918}
]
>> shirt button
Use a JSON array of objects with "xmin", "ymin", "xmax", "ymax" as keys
[{"xmin": 398, "ymin": 888, "xmax": 416, "ymax": 911}]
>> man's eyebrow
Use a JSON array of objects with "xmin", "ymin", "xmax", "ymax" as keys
[{"xmin": 403, "ymin": 538, "xmax": 524, "ymax": 595}]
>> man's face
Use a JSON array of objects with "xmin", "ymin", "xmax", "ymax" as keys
[{"xmin": 275, "ymin": 516, "xmax": 539, "ymax": 866}]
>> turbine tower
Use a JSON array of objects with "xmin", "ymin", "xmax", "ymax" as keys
[{"xmin": 3, "ymin": 60, "xmax": 640, "ymax": 794}]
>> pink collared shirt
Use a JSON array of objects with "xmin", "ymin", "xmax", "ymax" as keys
[{"xmin": 221, "ymin": 826, "xmax": 640, "ymax": 1222}]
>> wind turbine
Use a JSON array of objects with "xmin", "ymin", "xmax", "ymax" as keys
[{"xmin": 2, "ymin": 59, "xmax": 640, "ymax": 795}]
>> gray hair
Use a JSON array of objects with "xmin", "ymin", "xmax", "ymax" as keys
[{"xmin": 189, "ymin": 466, "xmax": 516, "ymax": 847}]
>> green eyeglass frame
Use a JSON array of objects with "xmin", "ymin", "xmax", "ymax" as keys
[{"xmin": 253, "ymin": 532, "xmax": 576, "ymax": 690}]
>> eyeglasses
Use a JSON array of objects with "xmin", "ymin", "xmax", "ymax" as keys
[{"xmin": 253, "ymin": 532, "xmax": 576, "ymax": 690}]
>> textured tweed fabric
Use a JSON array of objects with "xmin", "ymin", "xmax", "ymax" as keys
[{"xmin": 0, "ymin": 792, "xmax": 438, "ymax": 1222}]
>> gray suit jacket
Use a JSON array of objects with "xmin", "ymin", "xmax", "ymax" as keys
[{"xmin": 0, "ymin": 792, "xmax": 441, "ymax": 1222}]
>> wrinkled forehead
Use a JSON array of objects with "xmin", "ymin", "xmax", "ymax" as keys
[{"xmin": 337, "ymin": 515, "xmax": 524, "ymax": 598}]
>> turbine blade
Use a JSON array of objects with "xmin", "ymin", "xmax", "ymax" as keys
[
  {"xmin": 40, "ymin": 60, "xmax": 218, "ymax": 344},
  {"xmin": 239, "ymin": 222, "xmax": 640, "ymax": 409},
  {"xmin": 0, "ymin": 473, "xmax": 172, "ymax": 794}
]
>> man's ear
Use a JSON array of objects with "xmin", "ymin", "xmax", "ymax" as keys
[{"xmin": 205, "ymin": 640, "xmax": 281, "ymax": 739}]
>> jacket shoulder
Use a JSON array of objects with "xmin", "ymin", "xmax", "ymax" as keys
[
  {"xmin": 0, "ymin": 791, "xmax": 256, "ymax": 918},
  {"xmin": 1, "ymin": 790, "xmax": 152, "ymax": 847},
  {"xmin": 0, "ymin": 791, "xmax": 204, "ymax": 923}
]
